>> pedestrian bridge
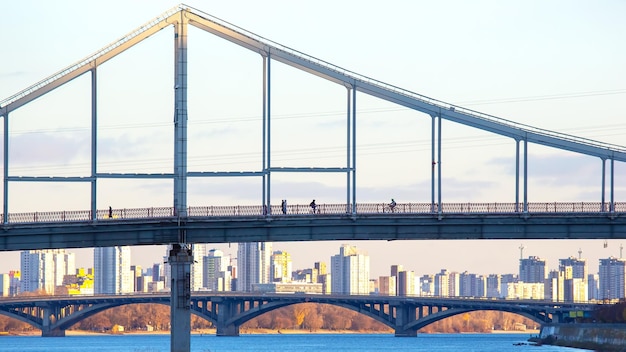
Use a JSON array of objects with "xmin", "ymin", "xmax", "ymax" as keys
[
  {"xmin": 0, "ymin": 292, "xmax": 598, "ymax": 337},
  {"xmin": 1, "ymin": 202, "xmax": 625, "ymax": 252}
]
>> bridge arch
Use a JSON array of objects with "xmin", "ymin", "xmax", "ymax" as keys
[
  {"xmin": 226, "ymin": 301, "xmax": 393, "ymax": 333},
  {"xmin": 0, "ymin": 310, "xmax": 44, "ymax": 331},
  {"xmin": 407, "ymin": 307, "xmax": 550, "ymax": 332},
  {"xmin": 0, "ymin": 294, "xmax": 589, "ymax": 337}
]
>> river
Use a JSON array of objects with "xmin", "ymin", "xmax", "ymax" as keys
[{"xmin": 0, "ymin": 333, "xmax": 582, "ymax": 351}]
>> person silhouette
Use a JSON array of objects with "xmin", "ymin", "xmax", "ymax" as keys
[
  {"xmin": 281, "ymin": 199, "xmax": 287, "ymax": 214},
  {"xmin": 310, "ymin": 199, "xmax": 317, "ymax": 213}
]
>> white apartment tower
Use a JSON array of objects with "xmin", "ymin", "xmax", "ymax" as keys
[
  {"xmin": 191, "ymin": 244, "xmax": 209, "ymax": 291},
  {"xmin": 203, "ymin": 249, "xmax": 232, "ymax": 291},
  {"xmin": 20, "ymin": 249, "xmax": 75, "ymax": 294},
  {"xmin": 94, "ymin": 246, "xmax": 132, "ymax": 294},
  {"xmin": 237, "ymin": 242, "xmax": 272, "ymax": 292},
  {"xmin": 330, "ymin": 244, "xmax": 370, "ymax": 294}
]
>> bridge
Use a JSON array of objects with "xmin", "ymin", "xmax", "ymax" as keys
[
  {"xmin": 0, "ymin": 293, "xmax": 599, "ymax": 337},
  {"xmin": 1, "ymin": 4, "xmax": 625, "ymax": 352},
  {"xmin": 1, "ymin": 202, "xmax": 626, "ymax": 252}
]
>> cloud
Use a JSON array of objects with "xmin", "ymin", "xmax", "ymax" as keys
[
  {"xmin": 491, "ymin": 153, "xmax": 601, "ymax": 186},
  {"xmin": 8, "ymin": 133, "xmax": 88, "ymax": 164}
]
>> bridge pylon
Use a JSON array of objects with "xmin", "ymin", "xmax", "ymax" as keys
[
  {"xmin": 392, "ymin": 303, "xmax": 418, "ymax": 337},
  {"xmin": 214, "ymin": 298, "xmax": 241, "ymax": 336},
  {"xmin": 41, "ymin": 306, "xmax": 65, "ymax": 337},
  {"xmin": 169, "ymin": 244, "xmax": 193, "ymax": 352}
]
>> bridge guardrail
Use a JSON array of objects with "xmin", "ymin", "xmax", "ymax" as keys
[{"xmin": 1, "ymin": 202, "xmax": 624, "ymax": 225}]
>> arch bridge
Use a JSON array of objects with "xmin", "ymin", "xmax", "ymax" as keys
[{"xmin": 0, "ymin": 293, "xmax": 597, "ymax": 337}]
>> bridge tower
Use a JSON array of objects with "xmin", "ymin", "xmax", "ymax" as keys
[{"xmin": 169, "ymin": 11, "xmax": 192, "ymax": 352}]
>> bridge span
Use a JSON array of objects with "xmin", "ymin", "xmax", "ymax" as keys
[
  {"xmin": 1, "ymin": 202, "xmax": 625, "ymax": 252},
  {"xmin": 0, "ymin": 293, "xmax": 599, "ymax": 337}
]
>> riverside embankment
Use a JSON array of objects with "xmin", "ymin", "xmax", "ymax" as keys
[{"xmin": 532, "ymin": 323, "xmax": 626, "ymax": 351}]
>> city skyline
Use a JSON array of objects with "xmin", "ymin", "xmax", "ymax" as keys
[
  {"xmin": 8, "ymin": 242, "xmax": 626, "ymax": 302},
  {"xmin": 1, "ymin": 1, "xmax": 625, "ymax": 276},
  {"xmin": 5, "ymin": 240, "xmax": 626, "ymax": 283}
]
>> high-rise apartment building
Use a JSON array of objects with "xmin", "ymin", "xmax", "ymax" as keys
[
  {"xmin": 559, "ymin": 257, "xmax": 588, "ymax": 279},
  {"xmin": 459, "ymin": 272, "xmax": 486, "ymax": 297},
  {"xmin": 486, "ymin": 274, "xmax": 502, "ymax": 298},
  {"xmin": 588, "ymin": 274, "xmax": 599, "ymax": 301},
  {"xmin": 330, "ymin": 244, "xmax": 370, "ymax": 294},
  {"xmin": 315, "ymin": 261, "xmax": 330, "ymax": 294},
  {"xmin": 448, "ymin": 272, "xmax": 460, "ymax": 297},
  {"xmin": 0, "ymin": 274, "xmax": 9, "ymax": 297},
  {"xmin": 397, "ymin": 270, "xmax": 415, "ymax": 296},
  {"xmin": 420, "ymin": 275, "xmax": 434, "ymax": 296},
  {"xmin": 390, "ymin": 264, "xmax": 404, "ymax": 294},
  {"xmin": 519, "ymin": 256, "xmax": 546, "ymax": 283},
  {"xmin": 434, "ymin": 269, "xmax": 450, "ymax": 297},
  {"xmin": 237, "ymin": 242, "xmax": 272, "ymax": 292},
  {"xmin": 94, "ymin": 246, "xmax": 132, "ymax": 294},
  {"xmin": 9, "ymin": 271, "xmax": 20, "ymax": 296},
  {"xmin": 130, "ymin": 265, "xmax": 142, "ymax": 292},
  {"xmin": 20, "ymin": 249, "xmax": 75, "ymax": 294},
  {"xmin": 378, "ymin": 276, "xmax": 396, "ymax": 296},
  {"xmin": 558, "ymin": 257, "xmax": 588, "ymax": 302},
  {"xmin": 191, "ymin": 244, "xmax": 209, "ymax": 291},
  {"xmin": 599, "ymin": 257, "xmax": 626, "ymax": 300},
  {"xmin": 546, "ymin": 270, "xmax": 564, "ymax": 301},
  {"xmin": 270, "ymin": 250, "xmax": 292, "ymax": 283},
  {"xmin": 203, "ymin": 249, "xmax": 231, "ymax": 291}
]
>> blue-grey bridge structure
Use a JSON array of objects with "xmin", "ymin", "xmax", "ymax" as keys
[
  {"xmin": 0, "ymin": 293, "xmax": 598, "ymax": 337},
  {"xmin": 1, "ymin": 4, "xmax": 625, "ymax": 352}
]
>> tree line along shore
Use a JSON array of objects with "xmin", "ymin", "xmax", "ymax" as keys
[{"xmin": 0, "ymin": 302, "xmax": 538, "ymax": 335}]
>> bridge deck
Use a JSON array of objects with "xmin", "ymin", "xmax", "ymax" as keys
[{"xmin": 1, "ymin": 202, "xmax": 625, "ymax": 251}]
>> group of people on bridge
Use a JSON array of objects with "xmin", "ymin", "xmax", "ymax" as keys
[{"xmin": 279, "ymin": 198, "xmax": 397, "ymax": 214}]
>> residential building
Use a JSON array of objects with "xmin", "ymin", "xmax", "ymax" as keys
[
  {"xmin": 20, "ymin": 249, "xmax": 75, "ymax": 294},
  {"xmin": 237, "ymin": 242, "xmax": 272, "ymax": 292},
  {"xmin": 330, "ymin": 244, "xmax": 370, "ymax": 294},
  {"xmin": 270, "ymin": 250, "xmax": 292, "ymax": 282},
  {"xmin": 379, "ymin": 276, "xmax": 396, "ymax": 296},
  {"xmin": 519, "ymin": 256, "xmax": 546, "ymax": 283},
  {"xmin": 94, "ymin": 246, "xmax": 132, "ymax": 294},
  {"xmin": 203, "ymin": 249, "xmax": 231, "ymax": 291},
  {"xmin": 486, "ymin": 274, "xmax": 501, "ymax": 298},
  {"xmin": 599, "ymin": 256, "xmax": 626, "ymax": 300},
  {"xmin": 397, "ymin": 270, "xmax": 415, "ymax": 296}
]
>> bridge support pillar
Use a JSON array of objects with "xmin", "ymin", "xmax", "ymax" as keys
[
  {"xmin": 41, "ymin": 328, "xmax": 66, "ymax": 337},
  {"xmin": 215, "ymin": 299, "xmax": 240, "ymax": 336},
  {"xmin": 169, "ymin": 244, "xmax": 193, "ymax": 352},
  {"xmin": 41, "ymin": 306, "xmax": 65, "ymax": 337},
  {"xmin": 393, "ymin": 304, "xmax": 417, "ymax": 337}
]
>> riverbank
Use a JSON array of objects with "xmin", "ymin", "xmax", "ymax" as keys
[
  {"xmin": 5, "ymin": 328, "xmax": 539, "ymax": 336},
  {"xmin": 531, "ymin": 323, "xmax": 626, "ymax": 351}
]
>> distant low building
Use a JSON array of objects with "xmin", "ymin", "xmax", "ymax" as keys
[
  {"xmin": 505, "ymin": 282, "xmax": 544, "ymax": 300},
  {"xmin": 252, "ymin": 282, "xmax": 323, "ymax": 294}
]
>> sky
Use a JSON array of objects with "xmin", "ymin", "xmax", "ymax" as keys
[{"xmin": 1, "ymin": 0, "xmax": 625, "ymax": 279}]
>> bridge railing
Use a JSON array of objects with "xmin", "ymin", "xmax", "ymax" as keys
[{"xmin": 2, "ymin": 202, "xmax": 624, "ymax": 224}]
